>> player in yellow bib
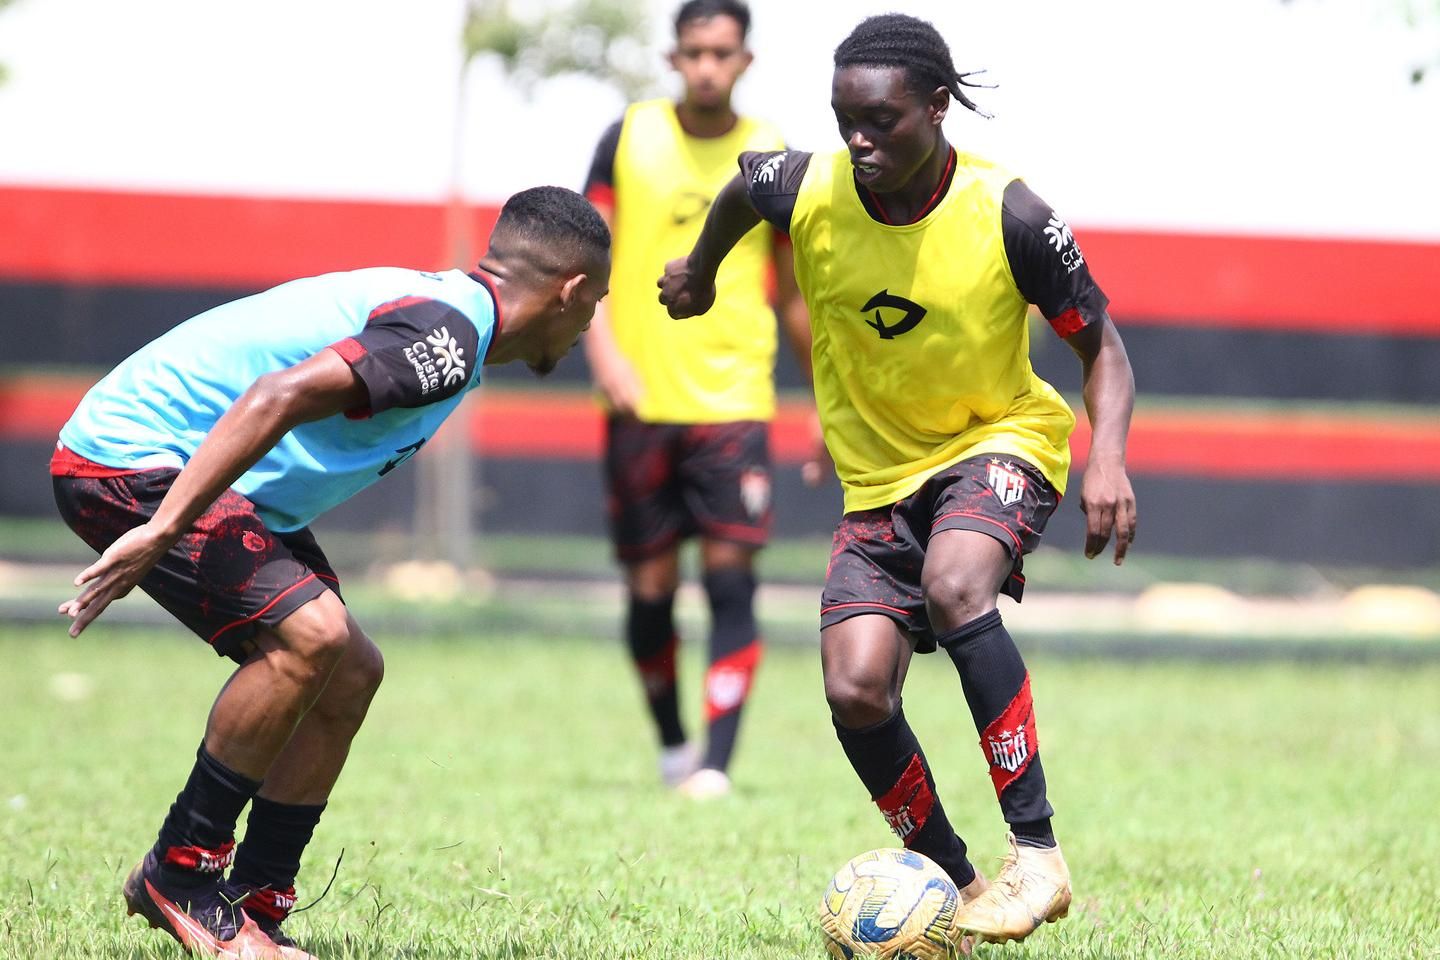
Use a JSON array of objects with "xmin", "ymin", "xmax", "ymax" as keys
[
  {"xmin": 583, "ymin": 0, "xmax": 815, "ymax": 799},
  {"xmin": 659, "ymin": 13, "xmax": 1136, "ymax": 948}
]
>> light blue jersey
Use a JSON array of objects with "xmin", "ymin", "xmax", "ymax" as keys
[{"xmin": 60, "ymin": 267, "xmax": 498, "ymax": 532}]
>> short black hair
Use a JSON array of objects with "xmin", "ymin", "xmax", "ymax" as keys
[
  {"xmin": 833, "ymin": 13, "xmax": 991, "ymax": 117},
  {"xmin": 674, "ymin": 0, "xmax": 750, "ymax": 39},
  {"xmin": 493, "ymin": 186, "xmax": 610, "ymax": 270}
]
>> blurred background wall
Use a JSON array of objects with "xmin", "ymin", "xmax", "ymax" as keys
[{"xmin": 1, "ymin": 0, "xmax": 1438, "ymax": 568}]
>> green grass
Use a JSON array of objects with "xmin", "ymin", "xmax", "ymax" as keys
[
  {"xmin": 1, "ymin": 624, "xmax": 1437, "ymax": 959},
  {"xmin": 7, "ymin": 515, "xmax": 1440, "ymax": 596}
]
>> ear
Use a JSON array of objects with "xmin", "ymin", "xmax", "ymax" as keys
[
  {"xmin": 559, "ymin": 273, "xmax": 588, "ymax": 309},
  {"xmin": 929, "ymin": 86, "xmax": 950, "ymax": 126},
  {"xmin": 738, "ymin": 49, "xmax": 755, "ymax": 75},
  {"xmin": 666, "ymin": 48, "xmax": 680, "ymax": 73}
]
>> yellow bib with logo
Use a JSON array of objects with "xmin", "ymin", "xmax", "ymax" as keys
[
  {"xmin": 791, "ymin": 148, "xmax": 1075, "ymax": 512},
  {"xmin": 609, "ymin": 99, "xmax": 785, "ymax": 423}
]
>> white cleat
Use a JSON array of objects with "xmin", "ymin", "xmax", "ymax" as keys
[
  {"xmin": 675, "ymin": 767, "xmax": 732, "ymax": 799},
  {"xmin": 952, "ymin": 833, "xmax": 1071, "ymax": 945},
  {"xmin": 658, "ymin": 742, "xmax": 701, "ymax": 787}
]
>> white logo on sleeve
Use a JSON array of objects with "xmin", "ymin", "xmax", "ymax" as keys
[
  {"xmin": 426, "ymin": 326, "xmax": 467, "ymax": 388},
  {"xmin": 1043, "ymin": 212, "xmax": 1085, "ymax": 274},
  {"xmin": 402, "ymin": 325, "xmax": 468, "ymax": 396},
  {"xmin": 753, "ymin": 152, "xmax": 787, "ymax": 185}
]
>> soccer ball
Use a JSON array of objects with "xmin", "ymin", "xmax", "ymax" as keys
[{"xmin": 817, "ymin": 848, "xmax": 964, "ymax": 959}]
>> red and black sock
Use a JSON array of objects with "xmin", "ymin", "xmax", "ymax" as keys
[
  {"xmin": 152, "ymin": 745, "xmax": 261, "ymax": 887},
  {"xmin": 627, "ymin": 594, "xmax": 686, "ymax": 747},
  {"xmin": 834, "ymin": 705, "xmax": 976, "ymax": 888},
  {"xmin": 937, "ymin": 609, "xmax": 1056, "ymax": 848},
  {"xmin": 230, "ymin": 796, "xmax": 326, "ymax": 897},
  {"xmin": 700, "ymin": 568, "xmax": 763, "ymax": 772}
]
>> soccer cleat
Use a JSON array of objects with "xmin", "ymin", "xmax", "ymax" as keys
[
  {"xmin": 658, "ymin": 741, "xmax": 701, "ymax": 787},
  {"xmin": 950, "ymin": 833, "xmax": 1071, "ymax": 945},
  {"xmin": 948, "ymin": 870, "xmax": 990, "ymax": 956},
  {"xmin": 122, "ymin": 852, "xmax": 295, "ymax": 959},
  {"xmin": 226, "ymin": 883, "xmax": 319, "ymax": 960},
  {"xmin": 675, "ymin": 767, "xmax": 732, "ymax": 799}
]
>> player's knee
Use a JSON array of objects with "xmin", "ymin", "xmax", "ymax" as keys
[
  {"xmin": 272, "ymin": 599, "xmax": 352, "ymax": 684},
  {"xmin": 311, "ymin": 632, "xmax": 384, "ymax": 728},
  {"xmin": 346, "ymin": 633, "xmax": 385, "ymax": 700},
  {"xmin": 921, "ymin": 567, "xmax": 995, "ymax": 626},
  {"xmin": 825, "ymin": 670, "xmax": 896, "ymax": 728}
]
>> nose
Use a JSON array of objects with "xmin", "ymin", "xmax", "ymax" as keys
[{"xmin": 847, "ymin": 129, "xmax": 872, "ymax": 154}]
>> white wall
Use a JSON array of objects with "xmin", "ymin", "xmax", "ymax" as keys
[{"xmin": 1, "ymin": 0, "xmax": 1437, "ymax": 239}]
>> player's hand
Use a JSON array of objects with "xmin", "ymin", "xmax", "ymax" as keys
[
  {"xmin": 657, "ymin": 256, "xmax": 717, "ymax": 318},
  {"xmin": 57, "ymin": 522, "xmax": 169, "ymax": 637},
  {"xmin": 1079, "ymin": 455, "xmax": 1136, "ymax": 564},
  {"xmin": 801, "ymin": 410, "xmax": 830, "ymax": 487}
]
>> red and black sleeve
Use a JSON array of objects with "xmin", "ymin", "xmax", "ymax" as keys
[
  {"xmin": 583, "ymin": 118, "xmax": 624, "ymax": 209},
  {"xmin": 327, "ymin": 297, "xmax": 482, "ymax": 418},
  {"xmin": 1001, "ymin": 179, "xmax": 1110, "ymax": 338},
  {"xmin": 738, "ymin": 150, "xmax": 812, "ymax": 234}
]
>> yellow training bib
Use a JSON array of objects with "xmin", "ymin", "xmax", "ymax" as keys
[
  {"xmin": 608, "ymin": 100, "xmax": 785, "ymax": 423},
  {"xmin": 790, "ymin": 149, "xmax": 1076, "ymax": 512}
]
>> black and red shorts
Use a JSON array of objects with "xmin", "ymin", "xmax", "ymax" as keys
[
  {"xmin": 820, "ymin": 454, "xmax": 1059, "ymax": 652},
  {"xmin": 51, "ymin": 446, "xmax": 340, "ymax": 663},
  {"xmin": 603, "ymin": 416, "xmax": 772, "ymax": 562}
]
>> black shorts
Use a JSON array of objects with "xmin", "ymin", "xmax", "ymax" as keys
[
  {"xmin": 820, "ymin": 455, "xmax": 1059, "ymax": 652},
  {"xmin": 52, "ymin": 452, "xmax": 340, "ymax": 664},
  {"xmin": 604, "ymin": 416, "xmax": 772, "ymax": 562}
]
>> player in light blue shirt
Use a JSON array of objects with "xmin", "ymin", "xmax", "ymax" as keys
[{"xmin": 51, "ymin": 186, "xmax": 610, "ymax": 958}]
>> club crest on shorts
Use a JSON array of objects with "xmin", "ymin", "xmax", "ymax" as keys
[
  {"xmin": 986, "ymin": 459, "xmax": 1027, "ymax": 507},
  {"xmin": 739, "ymin": 467, "xmax": 771, "ymax": 520}
]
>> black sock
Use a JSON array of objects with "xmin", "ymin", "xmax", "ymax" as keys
[
  {"xmin": 230, "ymin": 796, "xmax": 326, "ymax": 892},
  {"xmin": 834, "ymin": 705, "xmax": 976, "ymax": 888},
  {"xmin": 627, "ymin": 594, "xmax": 686, "ymax": 747},
  {"xmin": 152, "ymin": 745, "xmax": 262, "ymax": 886},
  {"xmin": 938, "ymin": 609, "xmax": 1055, "ymax": 847},
  {"xmin": 701, "ymin": 568, "xmax": 762, "ymax": 772}
]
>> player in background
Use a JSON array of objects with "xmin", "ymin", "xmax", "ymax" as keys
[
  {"xmin": 659, "ymin": 14, "xmax": 1136, "ymax": 947},
  {"xmin": 583, "ymin": 0, "xmax": 818, "ymax": 799},
  {"xmin": 53, "ymin": 187, "xmax": 609, "ymax": 960}
]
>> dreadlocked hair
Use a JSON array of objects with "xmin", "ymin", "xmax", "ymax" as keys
[{"xmin": 833, "ymin": 13, "xmax": 993, "ymax": 118}]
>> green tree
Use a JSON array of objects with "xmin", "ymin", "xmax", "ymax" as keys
[
  {"xmin": 415, "ymin": 0, "xmax": 651, "ymax": 572},
  {"xmin": 1396, "ymin": 0, "xmax": 1440, "ymax": 82},
  {"xmin": 1283, "ymin": 0, "xmax": 1440, "ymax": 82},
  {"xmin": 0, "ymin": 0, "xmax": 19, "ymax": 87}
]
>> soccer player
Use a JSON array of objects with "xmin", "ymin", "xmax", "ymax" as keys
[
  {"xmin": 658, "ymin": 14, "xmax": 1137, "ymax": 947},
  {"xmin": 52, "ymin": 187, "xmax": 609, "ymax": 960},
  {"xmin": 582, "ymin": 0, "xmax": 815, "ymax": 798}
]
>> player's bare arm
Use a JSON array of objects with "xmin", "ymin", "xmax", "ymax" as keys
[
  {"xmin": 772, "ymin": 239, "xmax": 828, "ymax": 485},
  {"xmin": 58, "ymin": 350, "xmax": 367, "ymax": 636},
  {"xmin": 1064, "ymin": 313, "xmax": 1137, "ymax": 564},
  {"xmin": 581, "ymin": 200, "xmax": 644, "ymax": 415},
  {"xmin": 657, "ymin": 172, "xmax": 761, "ymax": 318}
]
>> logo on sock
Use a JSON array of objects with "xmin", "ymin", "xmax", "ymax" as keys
[
  {"xmin": 980, "ymin": 674, "xmax": 1038, "ymax": 796},
  {"xmin": 987, "ymin": 724, "xmax": 1029, "ymax": 773},
  {"xmin": 874, "ymin": 754, "xmax": 936, "ymax": 843},
  {"xmin": 704, "ymin": 642, "xmax": 761, "ymax": 720},
  {"xmin": 162, "ymin": 839, "xmax": 236, "ymax": 874}
]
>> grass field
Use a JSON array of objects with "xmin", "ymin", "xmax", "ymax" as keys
[{"xmin": 1, "ymin": 622, "xmax": 1437, "ymax": 959}]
